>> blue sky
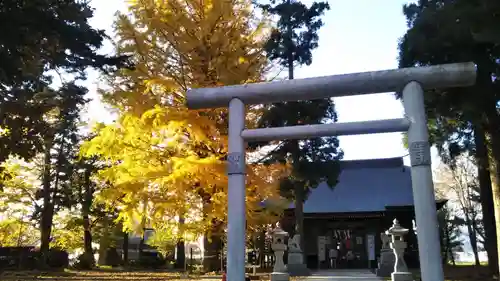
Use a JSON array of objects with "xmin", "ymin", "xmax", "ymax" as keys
[{"xmin": 86, "ymin": 0, "xmax": 440, "ymax": 166}]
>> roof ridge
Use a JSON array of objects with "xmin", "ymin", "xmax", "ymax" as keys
[{"xmin": 340, "ymin": 157, "xmax": 404, "ymax": 169}]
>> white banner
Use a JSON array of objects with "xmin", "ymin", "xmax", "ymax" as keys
[
  {"xmin": 366, "ymin": 234, "xmax": 375, "ymax": 261},
  {"xmin": 318, "ymin": 236, "xmax": 326, "ymax": 261}
]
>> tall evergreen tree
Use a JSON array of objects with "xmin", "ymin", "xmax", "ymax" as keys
[
  {"xmin": 398, "ymin": 0, "xmax": 500, "ymax": 274},
  {"xmin": 0, "ymin": 0, "xmax": 127, "ymax": 164},
  {"xmin": 35, "ymin": 83, "xmax": 89, "ymax": 267},
  {"xmin": 254, "ymin": 0, "xmax": 343, "ymax": 256},
  {"xmin": 70, "ymin": 154, "xmax": 104, "ymax": 269}
]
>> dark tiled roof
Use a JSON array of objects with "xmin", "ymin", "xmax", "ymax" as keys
[{"xmin": 289, "ymin": 157, "xmax": 416, "ymax": 213}]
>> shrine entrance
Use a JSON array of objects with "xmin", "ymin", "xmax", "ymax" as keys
[
  {"xmin": 186, "ymin": 62, "xmax": 476, "ymax": 281},
  {"xmin": 305, "ymin": 219, "xmax": 376, "ymax": 270},
  {"xmin": 320, "ymin": 228, "xmax": 366, "ymax": 270}
]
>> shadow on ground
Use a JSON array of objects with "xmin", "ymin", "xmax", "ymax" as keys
[{"xmin": 296, "ymin": 269, "xmax": 382, "ymax": 281}]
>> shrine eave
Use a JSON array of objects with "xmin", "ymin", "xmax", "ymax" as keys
[{"xmin": 304, "ymin": 211, "xmax": 385, "ymax": 219}]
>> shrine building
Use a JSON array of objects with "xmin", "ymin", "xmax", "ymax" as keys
[{"xmin": 278, "ymin": 157, "xmax": 446, "ymax": 270}]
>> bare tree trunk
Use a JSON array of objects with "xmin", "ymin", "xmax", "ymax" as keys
[
  {"xmin": 465, "ymin": 217, "xmax": 481, "ymax": 266},
  {"xmin": 445, "ymin": 218, "xmax": 457, "ymax": 266},
  {"xmin": 450, "ymin": 245, "xmax": 456, "ymax": 266},
  {"xmin": 471, "ymin": 219, "xmax": 481, "ymax": 265},
  {"xmin": 459, "ymin": 160, "xmax": 481, "ymax": 266}
]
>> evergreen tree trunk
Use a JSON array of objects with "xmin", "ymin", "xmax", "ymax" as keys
[
  {"xmin": 484, "ymin": 105, "xmax": 500, "ymax": 275},
  {"xmin": 289, "ymin": 137, "xmax": 306, "ymax": 258},
  {"xmin": 82, "ymin": 218, "xmax": 93, "ymax": 266},
  {"xmin": 474, "ymin": 123, "xmax": 498, "ymax": 273},
  {"xmin": 489, "ymin": 142, "xmax": 500, "ymax": 274},
  {"xmin": 39, "ymin": 142, "xmax": 54, "ymax": 267},
  {"xmin": 82, "ymin": 167, "xmax": 95, "ymax": 268},
  {"xmin": 40, "ymin": 134, "xmax": 67, "ymax": 267},
  {"xmin": 286, "ymin": 8, "xmax": 305, "ymax": 253},
  {"xmin": 286, "ymin": 0, "xmax": 294, "ymax": 80},
  {"xmin": 477, "ymin": 59, "xmax": 500, "ymax": 275},
  {"xmin": 256, "ymin": 0, "xmax": 334, "ymax": 265},
  {"xmin": 293, "ymin": 183, "xmax": 305, "ymax": 257}
]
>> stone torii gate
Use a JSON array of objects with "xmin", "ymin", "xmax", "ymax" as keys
[{"xmin": 186, "ymin": 62, "xmax": 477, "ymax": 281}]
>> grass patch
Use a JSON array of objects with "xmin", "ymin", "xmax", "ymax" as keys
[
  {"xmin": 0, "ymin": 270, "xmax": 224, "ymax": 281},
  {"xmin": 452, "ymin": 261, "xmax": 488, "ymax": 266},
  {"xmin": 409, "ymin": 264, "xmax": 494, "ymax": 281},
  {"xmin": 0, "ymin": 270, "xmax": 273, "ymax": 281}
]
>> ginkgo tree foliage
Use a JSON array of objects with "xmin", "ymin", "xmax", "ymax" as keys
[
  {"xmin": 82, "ymin": 0, "xmax": 289, "ymax": 271},
  {"xmin": 0, "ymin": 160, "xmax": 39, "ymax": 247}
]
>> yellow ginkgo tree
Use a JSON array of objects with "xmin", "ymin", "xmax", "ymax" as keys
[{"xmin": 83, "ymin": 0, "xmax": 288, "ymax": 270}]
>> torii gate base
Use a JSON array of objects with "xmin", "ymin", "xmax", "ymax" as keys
[{"xmin": 186, "ymin": 62, "xmax": 477, "ymax": 281}]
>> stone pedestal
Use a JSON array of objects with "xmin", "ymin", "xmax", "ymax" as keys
[
  {"xmin": 274, "ymin": 248, "xmax": 286, "ymax": 273},
  {"xmin": 287, "ymin": 251, "xmax": 303, "ymax": 265},
  {"xmin": 376, "ymin": 249, "xmax": 395, "ymax": 277},
  {"xmin": 286, "ymin": 234, "xmax": 310, "ymax": 276},
  {"xmin": 391, "ymin": 272, "xmax": 413, "ymax": 281},
  {"xmin": 271, "ymin": 272, "xmax": 290, "ymax": 281},
  {"xmin": 286, "ymin": 254, "xmax": 309, "ymax": 277}
]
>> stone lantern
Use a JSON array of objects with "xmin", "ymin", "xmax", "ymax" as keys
[
  {"xmin": 270, "ymin": 223, "xmax": 289, "ymax": 281},
  {"xmin": 388, "ymin": 219, "xmax": 413, "ymax": 281}
]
